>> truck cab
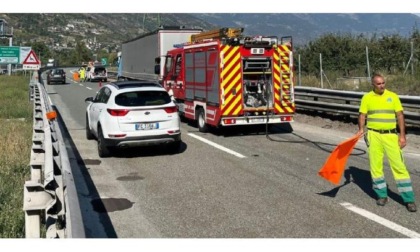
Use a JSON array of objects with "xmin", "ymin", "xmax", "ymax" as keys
[{"xmin": 162, "ymin": 49, "xmax": 185, "ymax": 100}]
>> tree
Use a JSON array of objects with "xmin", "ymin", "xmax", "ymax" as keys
[
  {"xmin": 371, "ymin": 34, "xmax": 409, "ymax": 74},
  {"xmin": 69, "ymin": 40, "xmax": 92, "ymax": 65},
  {"xmin": 27, "ymin": 41, "xmax": 52, "ymax": 64}
]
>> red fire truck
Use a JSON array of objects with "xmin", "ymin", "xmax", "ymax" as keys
[{"xmin": 159, "ymin": 27, "xmax": 295, "ymax": 132}]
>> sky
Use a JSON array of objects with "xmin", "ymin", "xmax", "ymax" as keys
[{"xmin": 2, "ymin": 0, "xmax": 420, "ymax": 13}]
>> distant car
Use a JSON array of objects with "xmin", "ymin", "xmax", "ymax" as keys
[
  {"xmin": 84, "ymin": 80, "xmax": 181, "ymax": 157},
  {"xmin": 47, "ymin": 68, "xmax": 66, "ymax": 84},
  {"xmin": 87, "ymin": 65, "xmax": 107, "ymax": 82}
]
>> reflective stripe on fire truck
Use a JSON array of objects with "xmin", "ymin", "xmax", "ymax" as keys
[
  {"xmin": 220, "ymin": 44, "xmax": 243, "ymax": 116},
  {"xmin": 276, "ymin": 44, "xmax": 295, "ymax": 114}
]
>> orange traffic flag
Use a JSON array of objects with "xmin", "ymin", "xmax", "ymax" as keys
[
  {"xmin": 46, "ymin": 110, "xmax": 57, "ymax": 121},
  {"xmin": 318, "ymin": 132, "xmax": 363, "ymax": 185}
]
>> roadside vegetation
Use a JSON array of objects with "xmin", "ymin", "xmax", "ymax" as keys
[
  {"xmin": 295, "ymin": 28, "xmax": 420, "ymax": 95},
  {"xmin": 0, "ymin": 74, "xmax": 33, "ymax": 238}
]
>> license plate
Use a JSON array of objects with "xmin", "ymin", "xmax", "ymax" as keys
[
  {"xmin": 135, "ymin": 123, "xmax": 159, "ymax": 130},
  {"xmin": 250, "ymin": 118, "xmax": 264, "ymax": 123}
]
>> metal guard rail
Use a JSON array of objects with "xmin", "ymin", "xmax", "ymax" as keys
[
  {"xmin": 294, "ymin": 86, "xmax": 420, "ymax": 126},
  {"xmin": 24, "ymin": 72, "xmax": 85, "ymax": 238}
]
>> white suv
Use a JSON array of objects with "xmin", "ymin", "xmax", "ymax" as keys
[
  {"xmin": 85, "ymin": 81, "xmax": 181, "ymax": 157},
  {"xmin": 87, "ymin": 65, "xmax": 107, "ymax": 82}
]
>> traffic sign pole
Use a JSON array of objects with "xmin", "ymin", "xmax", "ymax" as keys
[{"xmin": 8, "ymin": 37, "xmax": 12, "ymax": 75}]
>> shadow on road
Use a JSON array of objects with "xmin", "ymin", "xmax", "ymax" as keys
[
  {"xmin": 54, "ymin": 105, "xmax": 118, "ymax": 238},
  {"xmin": 317, "ymin": 166, "xmax": 405, "ymax": 206}
]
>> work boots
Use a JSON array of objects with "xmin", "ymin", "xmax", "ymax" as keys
[
  {"xmin": 376, "ymin": 197, "xmax": 417, "ymax": 212},
  {"xmin": 376, "ymin": 197, "xmax": 389, "ymax": 206},
  {"xmin": 406, "ymin": 202, "xmax": 417, "ymax": 212}
]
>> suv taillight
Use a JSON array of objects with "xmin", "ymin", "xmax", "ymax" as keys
[
  {"xmin": 164, "ymin": 106, "xmax": 177, "ymax": 113},
  {"xmin": 107, "ymin": 109, "xmax": 129, "ymax": 116}
]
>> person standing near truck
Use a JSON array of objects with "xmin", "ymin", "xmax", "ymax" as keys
[
  {"xmin": 357, "ymin": 73, "xmax": 417, "ymax": 212},
  {"xmin": 79, "ymin": 67, "xmax": 86, "ymax": 82}
]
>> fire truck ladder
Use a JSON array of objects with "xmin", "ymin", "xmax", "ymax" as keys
[
  {"xmin": 279, "ymin": 36, "xmax": 294, "ymax": 109},
  {"xmin": 190, "ymin": 27, "xmax": 244, "ymax": 42}
]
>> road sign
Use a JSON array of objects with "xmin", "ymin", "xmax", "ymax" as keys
[
  {"xmin": 0, "ymin": 46, "xmax": 19, "ymax": 64},
  {"xmin": 101, "ymin": 57, "xmax": 108, "ymax": 66},
  {"xmin": 23, "ymin": 49, "xmax": 40, "ymax": 70},
  {"xmin": 23, "ymin": 64, "xmax": 40, "ymax": 70},
  {"xmin": 20, "ymin": 47, "xmax": 31, "ymax": 64},
  {"xmin": 23, "ymin": 50, "xmax": 40, "ymax": 64}
]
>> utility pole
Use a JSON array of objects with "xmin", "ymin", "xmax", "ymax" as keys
[
  {"xmin": 8, "ymin": 27, "xmax": 13, "ymax": 76},
  {"xmin": 320, "ymin": 53, "xmax": 323, "ymax": 88},
  {"xmin": 411, "ymin": 41, "xmax": 414, "ymax": 75},
  {"xmin": 404, "ymin": 40, "xmax": 414, "ymax": 75},
  {"xmin": 366, "ymin": 46, "xmax": 371, "ymax": 80},
  {"xmin": 298, "ymin": 54, "xmax": 301, "ymax": 86},
  {"xmin": 0, "ymin": 19, "xmax": 14, "ymax": 76}
]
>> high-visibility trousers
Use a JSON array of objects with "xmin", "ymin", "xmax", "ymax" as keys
[{"xmin": 367, "ymin": 130, "xmax": 415, "ymax": 203}]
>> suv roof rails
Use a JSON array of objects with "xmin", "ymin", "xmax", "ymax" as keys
[{"xmin": 110, "ymin": 81, "xmax": 162, "ymax": 90}]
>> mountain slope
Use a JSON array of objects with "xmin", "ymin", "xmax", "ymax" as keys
[
  {"xmin": 1, "ymin": 13, "xmax": 419, "ymax": 49},
  {"xmin": 193, "ymin": 13, "xmax": 420, "ymax": 45},
  {"xmin": 0, "ymin": 13, "xmax": 215, "ymax": 48}
]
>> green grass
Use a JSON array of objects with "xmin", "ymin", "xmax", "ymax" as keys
[{"xmin": 0, "ymin": 75, "xmax": 33, "ymax": 238}]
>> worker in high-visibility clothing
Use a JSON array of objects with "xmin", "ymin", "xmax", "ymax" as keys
[
  {"xmin": 79, "ymin": 67, "xmax": 85, "ymax": 82},
  {"xmin": 357, "ymin": 73, "xmax": 417, "ymax": 212}
]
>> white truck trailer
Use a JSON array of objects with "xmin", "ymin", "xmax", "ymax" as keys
[{"xmin": 117, "ymin": 26, "xmax": 202, "ymax": 82}]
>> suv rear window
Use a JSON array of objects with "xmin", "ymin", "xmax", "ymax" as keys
[
  {"xmin": 52, "ymin": 69, "xmax": 64, "ymax": 74},
  {"xmin": 115, "ymin": 91, "xmax": 171, "ymax": 107},
  {"xmin": 94, "ymin": 67, "xmax": 106, "ymax": 73}
]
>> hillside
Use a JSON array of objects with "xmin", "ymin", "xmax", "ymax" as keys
[
  {"xmin": 0, "ymin": 13, "xmax": 215, "ymax": 50},
  {"xmin": 193, "ymin": 13, "xmax": 420, "ymax": 46},
  {"xmin": 1, "ymin": 13, "xmax": 419, "ymax": 50}
]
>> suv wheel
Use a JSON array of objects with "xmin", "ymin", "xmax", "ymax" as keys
[
  {"xmin": 86, "ymin": 114, "xmax": 94, "ymax": 140},
  {"xmin": 97, "ymin": 126, "xmax": 111, "ymax": 158}
]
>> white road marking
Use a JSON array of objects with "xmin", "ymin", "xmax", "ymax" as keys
[
  {"xmin": 406, "ymin": 152, "xmax": 420, "ymax": 157},
  {"xmin": 86, "ymin": 87, "xmax": 92, "ymax": 90},
  {"xmin": 340, "ymin": 202, "xmax": 420, "ymax": 238},
  {"xmin": 188, "ymin": 133, "xmax": 246, "ymax": 158}
]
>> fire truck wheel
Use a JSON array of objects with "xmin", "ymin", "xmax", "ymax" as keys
[{"xmin": 197, "ymin": 108, "xmax": 208, "ymax": 133}]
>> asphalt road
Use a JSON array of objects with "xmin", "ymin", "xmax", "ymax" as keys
[{"xmin": 42, "ymin": 69, "xmax": 420, "ymax": 239}]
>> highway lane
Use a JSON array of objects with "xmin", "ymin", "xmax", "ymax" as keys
[{"xmin": 42, "ymin": 69, "xmax": 420, "ymax": 238}]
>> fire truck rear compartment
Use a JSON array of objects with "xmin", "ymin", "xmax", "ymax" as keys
[{"xmin": 242, "ymin": 58, "xmax": 273, "ymax": 110}]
